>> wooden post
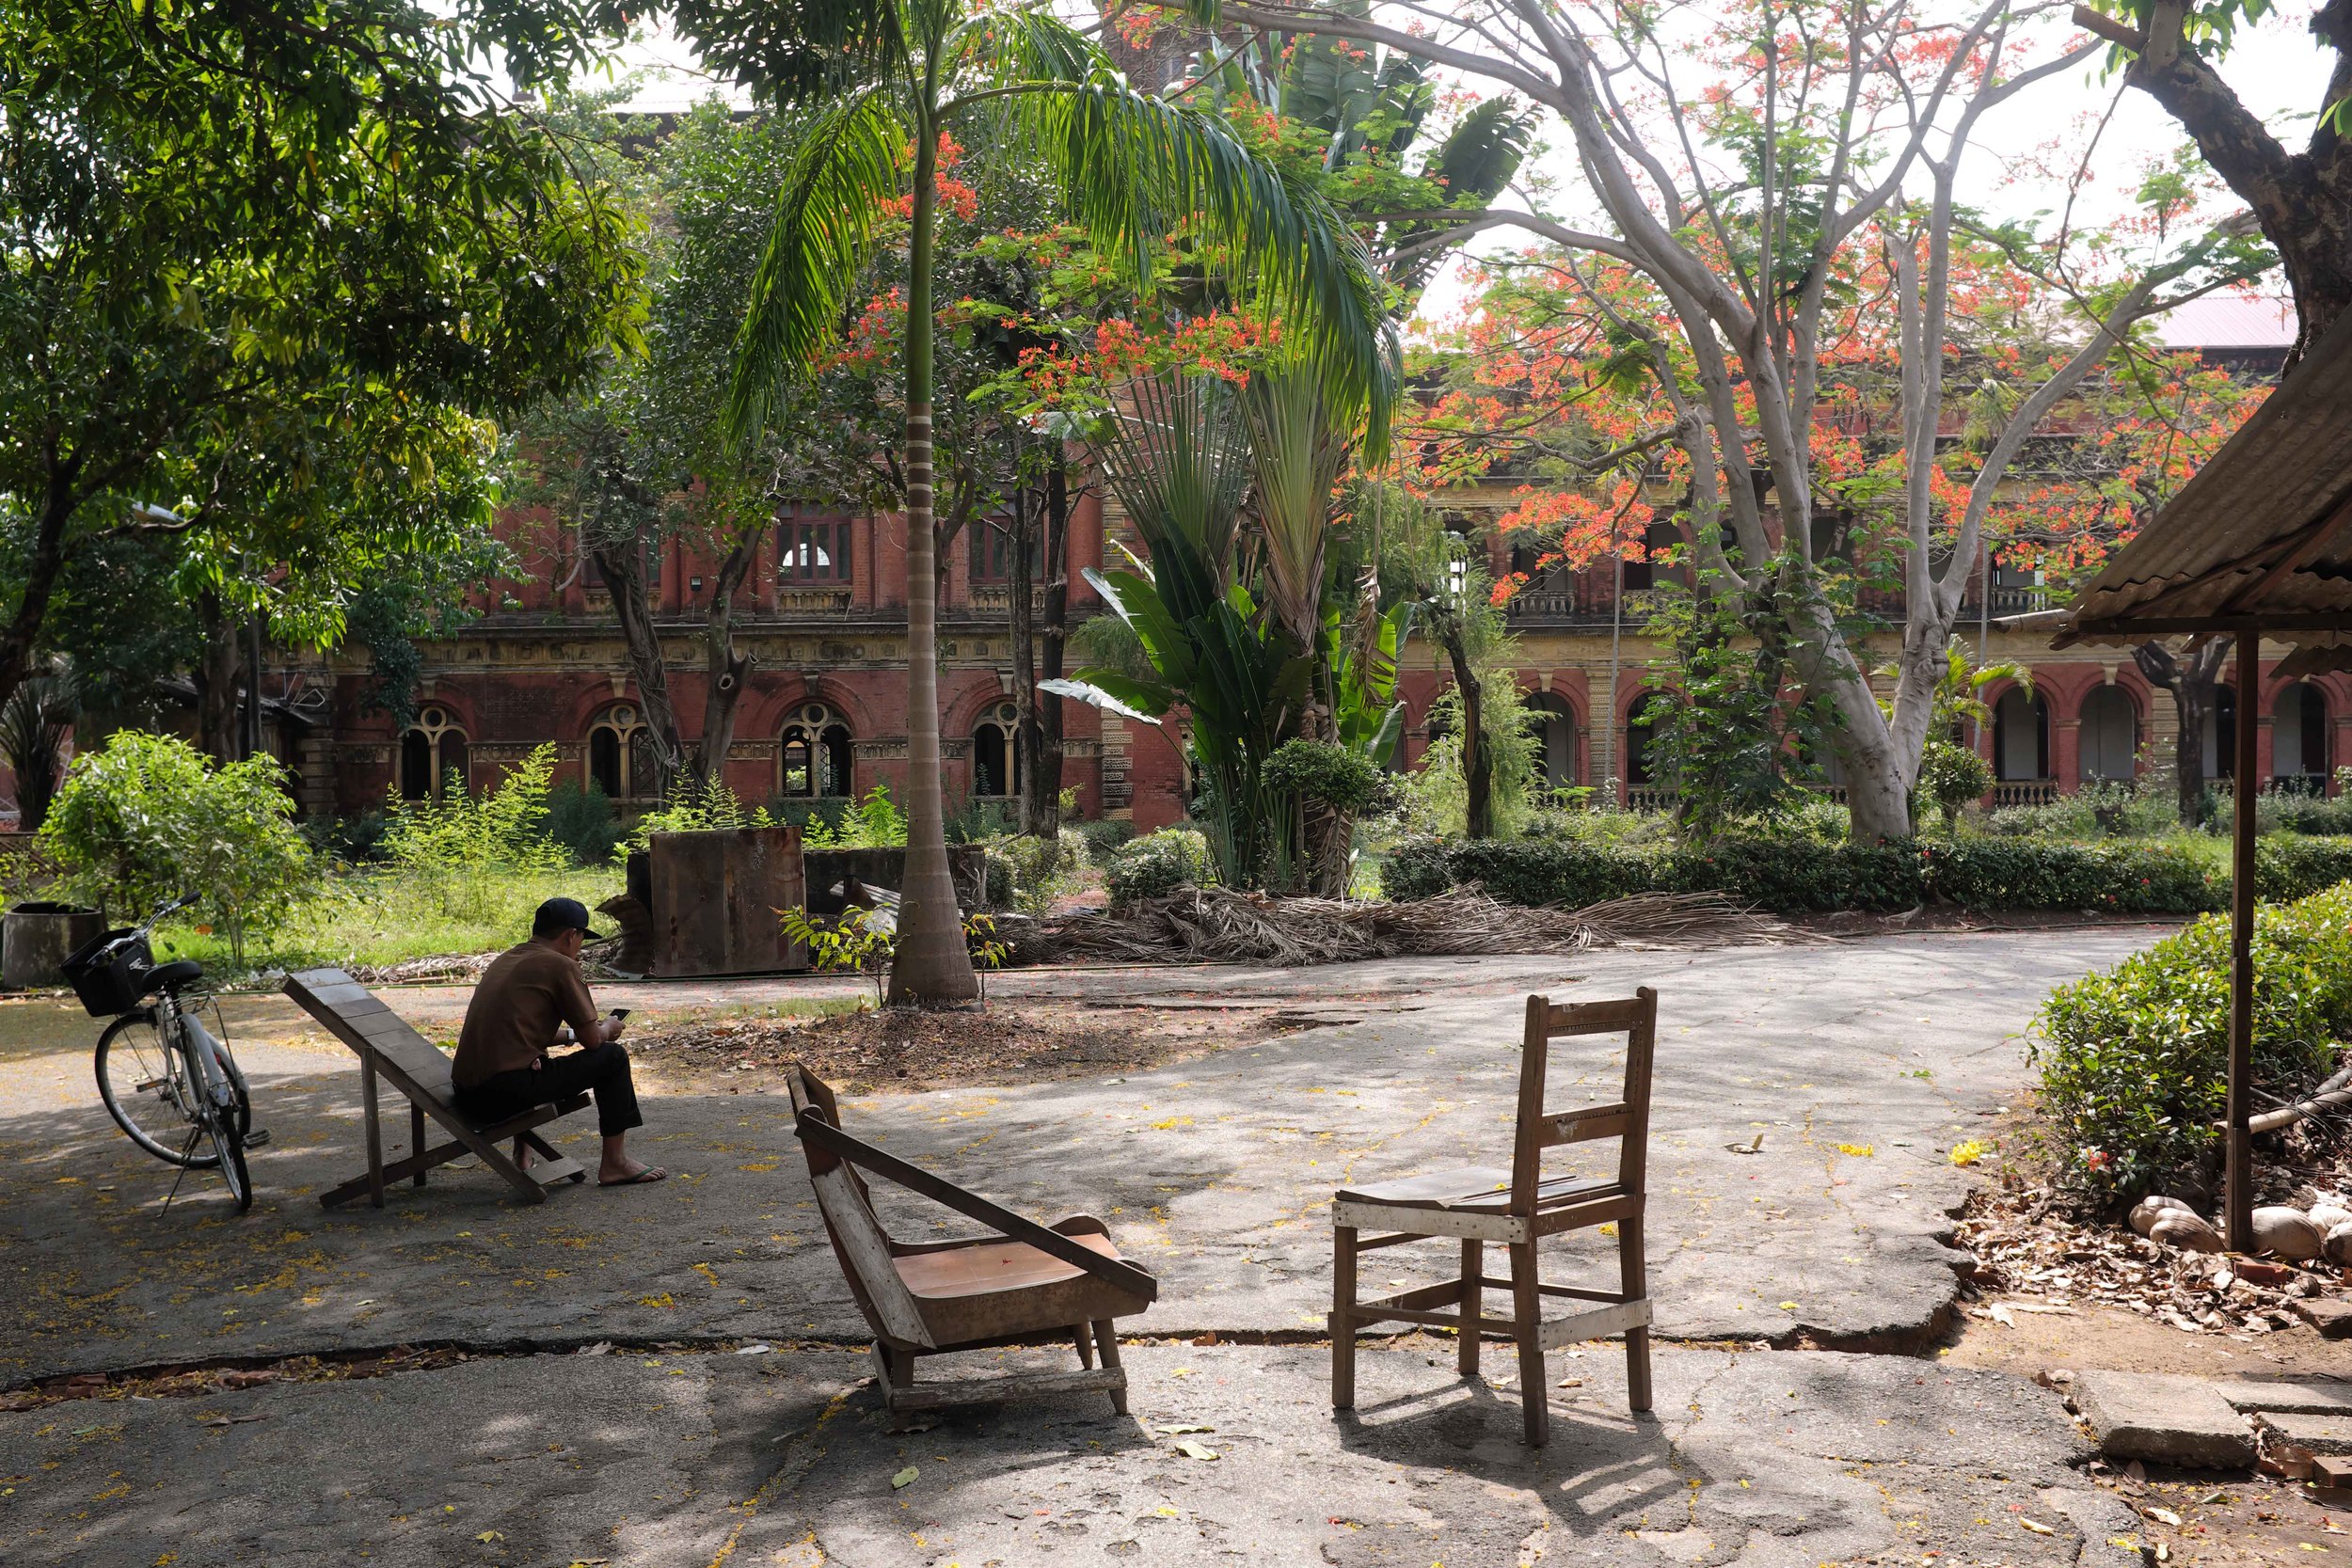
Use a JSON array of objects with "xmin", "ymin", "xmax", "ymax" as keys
[{"xmin": 2226, "ymin": 630, "xmax": 2259, "ymax": 1254}]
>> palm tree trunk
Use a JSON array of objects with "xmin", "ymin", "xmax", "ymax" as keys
[{"xmin": 887, "ymin": 126, "xmax": 979, "ymax": 1006}]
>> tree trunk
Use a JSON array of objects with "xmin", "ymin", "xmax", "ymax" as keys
[
  {"xmin": 193, "ymin": 591, "xmax": 246, "ymax": 765},
  {"xmin": 886, "ymin": 127, "xmax": 980, "ymax": 1007},
  {"xmin": 1439, "ymin": 612, "xmax": 1493, "ymax": 839},
  {"xmin": 1016, "ymin": 452, "xmax": 1070, "ymax": 839},
  {"xmin": 590, "ymin": 531, "xmax": 688, "ymax": 799},
  {"xmin": 2137, "ymin": 638, "xmax": 2230, "ymax": 826},
  {"xmin": 692, "ymin": 531, "xmax": 758, "ymax": 789},
  {"xmin": 0, "ymin": 464, "xmax": 81, "ymax": 721}
]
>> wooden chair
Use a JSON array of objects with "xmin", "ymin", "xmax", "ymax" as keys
[
  {"xmin": 1328, "ymin": 989, "xmax": 1657, "ymax": 1446},
  {"xmin": 788, "ymin": 1066, "xmax": 1157, "ymax": 1415},
  {"xmin": 284, "ymin": 967, "xmax": 592, "ymax": 1209}
]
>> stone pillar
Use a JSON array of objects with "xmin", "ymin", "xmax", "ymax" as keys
[{"xmin": 2053, "ymin": 718, "xmax": 2082, "ymax": 793}]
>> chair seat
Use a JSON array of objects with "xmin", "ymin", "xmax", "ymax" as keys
[
  {"xmin": 1336, "ymin": 1165, "xmax": 1621, "ymax": 1213},
  {"xmin": 893, "ymin": 1231, "xmax": 1123, "ymax": 1300}
]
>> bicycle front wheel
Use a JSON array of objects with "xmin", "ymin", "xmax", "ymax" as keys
[{"xmin": 96, "ymin": 1011, "xmax": 215, "ymax": 1168}]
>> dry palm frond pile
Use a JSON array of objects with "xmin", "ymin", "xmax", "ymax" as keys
[{"xmin": 1037, "ymin": 886, "xmax": 1784, "ymax": 967}]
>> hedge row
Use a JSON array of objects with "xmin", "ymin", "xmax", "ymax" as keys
[{"xmin": 1385, "ymin": 833, "xmax": 2352, "ymax": 915}]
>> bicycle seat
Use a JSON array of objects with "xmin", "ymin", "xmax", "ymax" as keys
[{"xmin": 144, "ymin": 959, "xmax": 205, "ymax": 995}]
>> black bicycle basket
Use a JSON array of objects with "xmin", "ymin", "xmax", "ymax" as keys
[{"xmin": 59, "ymin": 927, "xmax": 154, "ymax": 1019}]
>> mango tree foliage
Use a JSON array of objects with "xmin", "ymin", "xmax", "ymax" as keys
[{"xmin": 0, "ymin": 0, "xmax": 645, "ymax": 715}]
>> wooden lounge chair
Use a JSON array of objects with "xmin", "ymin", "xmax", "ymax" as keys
[
  {"xmin": 283, "ymin": 967, "xmax": 592, "ymax": 1209},
  {"xmin": 1328, "ymin": 989, "xmax": 1658, "ymax": 1446},
  {"xmin": 787, "ymin": 1066, "xmax": 1157, "ymax": 1414}
]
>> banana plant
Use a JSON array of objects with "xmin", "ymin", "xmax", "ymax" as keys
[{"xmin": 675, "ymin": 0, "xmax": 1392, "ymax": 1000}]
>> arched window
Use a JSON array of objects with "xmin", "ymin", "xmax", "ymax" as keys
[
  {"xmin": 1994, "ymin": 689, "xmax": 2051, "ymax": 781},
  {"xmin": 587, "ymin": 704, "xmax": 660, "ymax": 801},
  {"xmin": 399, "ymin": 705, "xmax": 468, "ymax": 800},
  {"xmin": 779, "ymin": 702, "xmax": 852, "ymax": 799},
  {"xmin": 972, "ymin": 700, "xmax": 1021, "ymax": 799},
  {"xmin": 2079, "ymin": 687, "xmax": 2138, "ymax": 784},
  {"xmin": 1524, "ymin": 692, "xmax": 1577, "ymax": 795},
  {"xmin": 1619, "ymin": 521, "xmax": 1681, "ymax": 593},
  {"xmin": 2274, "ymin": 681, "xmax": 2330, "ymax": 794}
]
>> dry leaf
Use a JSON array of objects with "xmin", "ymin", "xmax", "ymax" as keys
[
  {"xmin": 891, "ymin": 1466, "xmax": 918, "ymax": 1490},
  {"xmin": 2019, "ymin": 1519, "xmax": 2056, "ymax": 1535},
  {"xmin": 1174, "ymin": 1440, "xmax": 1218, "ymax": 1461}
]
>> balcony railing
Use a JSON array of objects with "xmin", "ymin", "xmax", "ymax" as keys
[
  {"xmin": 1988, "ymin": 779, "xmax": 2059, "ymax": 808},
  {"xmin": 1625, "ymin": 783, "xmax": 1680, "ymax": 814},
  {"xmin": 967, "ymin": 583, "xmax": 1048, "ymax": 615},
  {"xmin": 1504, "ymin": 588, "xmax": 1582, "ymax": 624},
  {"xmin": 774, "ymin": 586, "xmax": 853, "ymax": 615}
]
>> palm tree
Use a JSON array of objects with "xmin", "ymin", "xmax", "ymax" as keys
[{"xmin": 678, "ymin": 0, "xmax": 1392, "ymax": 1003}]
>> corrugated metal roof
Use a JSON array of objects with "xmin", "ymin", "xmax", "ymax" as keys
[
  {"xmin": 2054, "ymin": 302, "xmax": 2352, "ymax": 668},
  {"xmin": 2152, "ymin": 293, "xmax": 2296, "ymax": 349}
]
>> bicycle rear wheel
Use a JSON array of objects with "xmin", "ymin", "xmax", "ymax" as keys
[
  {"xmin": 96, "ymin": 1011, "xmax": 214, "ymax": 1168},
  {"xmin": 205, "ymin": 1112, "xmax": 252, "ymax": 1212}
]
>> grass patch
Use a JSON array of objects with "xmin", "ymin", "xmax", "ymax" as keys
[{"xmin": 151, "ymin": 865, "xmax": 624, "ymax": 980}]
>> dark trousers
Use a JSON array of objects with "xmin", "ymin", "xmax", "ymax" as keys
[{"xmin": 454, "ymin": 1042, "xmax": 644, "ymax": 1139}]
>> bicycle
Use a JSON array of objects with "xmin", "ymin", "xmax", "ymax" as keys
[{"xmin": 62, "ymin": 895, "xmax": 262, "ymax": 1212}]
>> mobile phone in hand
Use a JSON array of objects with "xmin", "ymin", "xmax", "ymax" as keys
[{"xmin": 607, "ymin": 1006, "xmax": 630, "ymax": 1021}]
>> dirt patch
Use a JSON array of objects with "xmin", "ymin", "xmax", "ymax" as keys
[
  {"xmin": 627, "ymin": 998, "xmax": 1349, "ymax": 1095},
  {"xmin": 2084, "ymin": 1465, "xmax": 2351, "ymax": 1566}
]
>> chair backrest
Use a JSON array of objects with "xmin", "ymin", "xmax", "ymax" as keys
[
  {"xmin": 787, "ymin": 1066, "xmax": 933, "ymax": 1347},
  {"xmin": 1507, "ymin": 988, "xmax": 1657, "ymax": 1215},
  {"xmin": 283, "ymin": 967, "xmax": 457, "ymax": 1102}
]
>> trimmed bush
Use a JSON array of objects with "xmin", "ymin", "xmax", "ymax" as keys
[
  {"xmin": 2254, "ymin": 834, "xmax": 2352, "ymax": 900},
  {"xmin": 1921, "ymin": 840, "xmax": 2219, "ymax": 915},
  {"xmin": 1105, "ymin": 828, "xmax": 1210, "ymax": 910},
  {"xmin": 1390, "ymin": 832, "xmax": 2234, "ymax": 915},
  {"xmin": 2033, "ymin": 883, "xmax": 2352, "ymax": 1202}
]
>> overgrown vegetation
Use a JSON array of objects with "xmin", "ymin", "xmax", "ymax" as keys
[{"xmin": 2034, "ymin": 883, "xmax": 2352, "ymax": 1206}]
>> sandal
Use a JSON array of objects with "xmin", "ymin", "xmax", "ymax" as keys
[{"xmin": 598, "ymin": 1165, "xmax": 668, "ymax": 1187}]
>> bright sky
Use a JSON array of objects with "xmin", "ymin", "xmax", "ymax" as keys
[{"xmin": 584, "ymin": 5, "xmax": 2335, "ymax": 333}]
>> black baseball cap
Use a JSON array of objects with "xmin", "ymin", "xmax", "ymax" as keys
[{"xmin": 532, "ymin": 896, "xmax": 609, "ymax": 942}]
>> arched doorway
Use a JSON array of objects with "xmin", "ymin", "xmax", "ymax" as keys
[
  {"xmin": 1624, "ymin": 692, "xmax": 1664, "ymax": 787},
  {"xmin": 1525, "ymin": 692, "xmax": 1577, "ymax": 798},
  {"xmin": 779, "ymin": 702, "xmax": 853, "ymax": 800},
  {"xmin": 972, "ymin": 700, "xmax": 1021, "ymax": 799},
  {"xmin": 2273, "ymin": 681, "xmax": 2330, "ymax": 794},
  {"xmin": 2079, "ymin": 686, "xmax": 2137, "ymax": 784},
  {"xmin": 1993, "ymin": 688, "xmax": 2050, "ymax": 782}
]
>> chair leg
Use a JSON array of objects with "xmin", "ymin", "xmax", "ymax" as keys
[
  {"xmin": 1073, "ymin": 1323, "xmax": 1096, "ymax": 1370},
  {"xmin": 1458, "ymin": 1239, "xmax": 1483, "ymax": 1378},
  {"xmin": 1509, "ymin": 1240, "xmax": 1549, "ymax": 1446},
  {"xmin": 1091, "ymin": 1320, "xmax": 1126, "ymax": 1416},
  {"xmin": 360, "ymin": 1052, "xmax": 385, "ymax": 1210},
  {"xmin": 1620, "ymin": 1212, "xmax": 1653, "ymax": 1415},
  {"xmin": 874, "ymin": 1341, "xmax": 914, "ymax": 1412},
  {"xmin": 409, "ymin": 1103, "xmax": 427, "ymax": 1188},
  {"xmin": 1331, "ymin": 1224, "xmax": 1359, "ymax": 1411}
]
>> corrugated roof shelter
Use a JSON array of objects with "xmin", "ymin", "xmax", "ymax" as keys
[
  {"xmin": 2055, "ymin": 303, "xmax": 2352, "ymax": 668},
  {"xmin": 2049, "ymin": 301, "xmax": 2352, "ymax": 1257}
]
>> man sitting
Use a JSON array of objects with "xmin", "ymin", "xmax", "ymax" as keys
[{"xmin": 452, "ymin": 897, "xmax": 665, "ymax": 1187}]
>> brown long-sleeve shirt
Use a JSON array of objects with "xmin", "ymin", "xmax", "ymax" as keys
[{"xmin": 452, "ymin": 941, "xmax": 602, "ymax": 1087}]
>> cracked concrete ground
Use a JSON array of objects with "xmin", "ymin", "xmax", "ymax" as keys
[
  {"xmin": 0, "ymin": 1343, "xmax": 2144, "ymax": 1568},
  {"xmin": 0, "ymin": 931, "xmax": 2157, "ymax": 1384}
]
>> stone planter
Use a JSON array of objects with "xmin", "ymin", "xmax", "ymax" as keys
[{"xmin": 2, "ymin": 901, "xmax": 104, "ymax": 990}]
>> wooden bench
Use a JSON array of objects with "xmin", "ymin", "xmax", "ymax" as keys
[
  {"xmin": 1330, "ymin": 989, "xmax": 1658, "ymax": 1446},
  {"xmin": 283, "ymin": 967, "xmax": 592, "ymax": 1209},
  {"xmin": 788, "ymin": 1066, "xmax": 1158, "ymax": 1414}
]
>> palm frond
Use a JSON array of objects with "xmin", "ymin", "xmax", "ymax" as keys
[
  {"xmin": 724, "ymin": 88, "xmax": 911, "ymax": 443},
  {"xmin": 964, "ymin": 13, "xmax": 1400, "ymax": 451},
  {"xmin": 1385, "ymin": 98, "xmax": 1535, "ymax": 293},
  {"xmin": 1238, "ymin": 357, "xmax": 1350, "ymax": 652},
  {"xmin": 1088, "ymin": 371, "xmax": 1252, "ymax": 625},
  {"xmin": 669, "ymin": 0, "xmax": 912, "ymax": 105}
]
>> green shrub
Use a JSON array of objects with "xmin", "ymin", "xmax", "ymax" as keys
[
  {"xmin": 2033, "ymin": 883, "xmax": 2352, "ymax": 1203},
  {"xmin": 2253, "ymin": 834, "xmax": 2352, "ymax": 900},
  {"xmin": 1669, "ymin": 837, "xmax": 1927, "ymax": 911},
  {"xmin": 994, "ymin": 829, "xmax": 1091, "ymax": 917},
  {"xmin": 1384, "ymin": 835, "xmax": 1657, "ymax": 907},
  {"xmin": 41, "ymin": 730, "xmax": 318, "ymax": 964},
  {"xmin": 1263, "ymin": 738, "xmax": 1385, "ymax": 815},
  {"xmin": 1105, "ymin": 828, "xmax": 1209, "ymax": 909},
  {"xmin": 2267, "ymin": 795, "xmax": 2352, "ymax": 837},
  {"xmin": 545, "ymin": 781, "xmax": 624, "ymax": 865},
  {"xmin": 1074, "ymin": 817, "xmax": 1136, "ymax": 857},
  {"xmin": 1918, "ymin": 740, "xmax": 1993, "ymax": 830},
  {"xmin": 1984, "ymin": 783, "xmax": 2179, "ymax": 839},
  {"xmin": 382, "ymin": 744, "xmax": 567, "ymax": 877},
  {"xmin": 803, "ymin": 784, "xmax": 908, "ymax": 849},
  {"xmin": 1921, "ymin": 839, "xmax": 2220, "ymax": 914}
]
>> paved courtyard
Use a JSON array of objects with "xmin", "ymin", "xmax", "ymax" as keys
[
  {"xmin": 0, "ymin": 931, "xmax": 2155, "ymax": 1384},
  {"xmin": 0, "ymin": 928, "xmax": 2176, "ymax": 1566}
]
